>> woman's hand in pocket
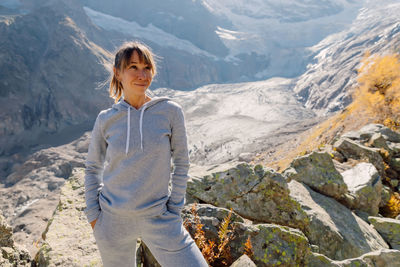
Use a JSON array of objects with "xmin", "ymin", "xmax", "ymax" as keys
[{"xmin": 90, "ymin": 219, "xmax": 97, "ymax": 230}]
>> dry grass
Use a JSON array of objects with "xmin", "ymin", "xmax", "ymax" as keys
[
  {"xmin": 184, "ymin": 204, "xmax": 234, "ymax": 266},
  {"xmin": 243, "ymin": 236, "xmax": 254, "ymax": 258}
]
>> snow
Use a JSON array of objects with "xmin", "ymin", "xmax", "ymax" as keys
[
  {"xmin": 83, "ymin": 7, "xmax": 216, "ymax": 59},
  {"xmin": 202, "ymin": 0, "xmax": 364, "ymax": 58}
]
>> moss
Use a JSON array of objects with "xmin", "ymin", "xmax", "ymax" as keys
[{"xmin": 34, "ymin": 242, "xmax": 52, "ymax": 266}]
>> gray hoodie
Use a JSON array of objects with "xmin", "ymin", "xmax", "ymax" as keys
[{"xmin": 84, "ymin": 97, "xmax": 190, "ymax": 223}]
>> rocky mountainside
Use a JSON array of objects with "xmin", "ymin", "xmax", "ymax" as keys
[
  {"xmin": 0, "ymin": 0, "xmax": 113, "ymax": 176},
  {"xmin": 25, "ymin": 123, "xmax": 400, "ymax": 266},
  {"xmin": 1, "ymin": 0, "xmax": 397, "ymax": 174},
  {"xmin": 293, "ymin": 0, "xmax": 400, "ymax": 115}
]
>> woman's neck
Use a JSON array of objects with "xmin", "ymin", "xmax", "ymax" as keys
[{"xmin": 124, "ymin": 94, "xmax": 151, "ymax": 109}]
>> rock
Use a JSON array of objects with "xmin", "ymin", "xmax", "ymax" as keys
[
  {"xmin": 34, "ymin": 168, "xmax": 102, "ymax": 266},
  {"xmin": 390, "ymin": 158, "xmax": 400, "ymax": 172},
  {"xmin": 187, "ymin": 163, "xmax": 309, "ymax": 231},
  {"xmin": 246, "ymin": 224, "xmax": 309, "ymax": 267},
  {"xmin": 307, "ymin": 252, "xmax": 339, "ymax": 267},
  {"xmin": 368, "ymin": 216, "xmax": 400, "ymax": 250},
  {"xmin": 238, "ymin": 153, "xmax": 254, "ymax": 163},
  {"xmin": 182, "ymin": 204, "xmax": 310, "ymax": 267},
  {"xmin": 359, "ymin": 124, "xmax": 400, "ymax": 143},
  {"xmin": 136, "ymin": 240, "xmax": 160, "ymax": 267},
  {"xmin": 0, "ymin": 211, "xmax": 31, "ymax": 266},
  {"xmin": 333, "ymin": 137, "xmax": 385, "ymax": 174},
  {"xmin": 0, "ymin": 212, "xmax": 13, "ymax": 248},
  {"xmin": 341, "ymin": 131, "xmax": 362, "ymax": 141},
  {"xmin": 367, "ymin": 133, "xmax": 391, "ymax": 153},
  {"xmin": 283, "ymin": 151, "xmax": 347, "ymax": 199},
  {"xmin": 308, "ymin": 249, "xmax": 400, "ymax": 267},
  {"xmin": 341, "ymin": 163, "xmax": 382, "ymax": 215},
  {"xmin": 380, "ymin": 186, "xmax": 391, "ymax": 208},
  {"xmin": 387, "ymin": 142, "xmax": 400, "ymax": 156},
  {"xmin": 288, "ymin": 180, "xmax": 388, "ymax": 260},
  {"xmin": 230, "ymin": 254, "xmax": 257, "ymax": 267},
  {"xmin": 390, "ymin": 179, "xmax": 399, "ymax": 188}
]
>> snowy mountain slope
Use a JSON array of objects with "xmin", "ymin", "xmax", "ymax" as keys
[
  {"xmin": 81, "ymin": 0, "xmax": 230, "ymax": 57},
  {"xmin": 202, "ymin": 0, "xmax": 364, "ymax": 78},
  {"xmin": 153, "ymin": 78, "xmax": 317, "ymax": 164},
  {"xmin": 293, "ymin": 0, "xmax": 400, "ymax": 115},
  {"xmin": 83, "ymin": 0, "xmax": 365, "ymax": 80},
  {"xmin": 83, "ymin": 7, "xmax": 216, "ymax": 59}
]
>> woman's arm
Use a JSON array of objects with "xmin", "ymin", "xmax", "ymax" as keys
[
  {"xmin": 167, "ymin": 105, "xmax": 190, "ymax": 215},
  {"xmin": 84, "ymin": 113, "xmax": 107, "ymax": 224}
]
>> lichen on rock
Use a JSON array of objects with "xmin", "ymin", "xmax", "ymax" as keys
[
  {"xmin": 187, "ymin": 163, "xmax": 309, "ymax": 231},
  {"xmin": 283, "ymin": 151, "xmax": 347, "ymax": 199}
]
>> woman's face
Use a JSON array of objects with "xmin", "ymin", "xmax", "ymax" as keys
[{"xmin": 117, "ymin": 51, "xmax": 153, "ymax": 96}]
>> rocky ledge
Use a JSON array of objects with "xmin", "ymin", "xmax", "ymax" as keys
[{"xmin": 8, "ymin": 124, "xmax": 399, "ymax": 266}]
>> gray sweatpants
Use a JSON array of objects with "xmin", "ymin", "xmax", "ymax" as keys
[{"xmin": 93, "ymin": 209, "xmax": 208, "ymax": 267}]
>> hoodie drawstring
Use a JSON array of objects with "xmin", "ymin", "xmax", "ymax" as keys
[
  {"xmin": 139, "ymin": 104, "xmax": 148, "ymax": 152},
  {"xmin": 125, "ymin": 103, "xmax": 149, "ymax": 154},
  {"xmin": 125, "ymin": 106, "xmax": 131, "ymax": 155}
]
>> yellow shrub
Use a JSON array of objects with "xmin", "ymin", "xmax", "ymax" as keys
[
  {"xmin": 381, "ymin": 193, "xmax": 400, "ymax": 218},
  {"xmin": 355, "ymin": 53, "xmax": 400, "ymax": 130}
]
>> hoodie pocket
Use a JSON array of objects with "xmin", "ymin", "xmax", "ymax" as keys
[{"xmin": 93, "ymin": 211, "xmax": 103, "ymax": 235}]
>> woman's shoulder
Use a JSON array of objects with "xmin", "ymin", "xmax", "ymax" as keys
[
  {"xmin": 159, "ymin": 99, "xmax": 184, "ymax": 112},
  {"xmin": 95, "ymin": 105, "xmax": 120, "ymax": 123}
]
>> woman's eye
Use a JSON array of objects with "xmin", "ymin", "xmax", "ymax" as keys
[
  {"xmin": 130, "ymin": 65, "xmax": 137, "ymax": 69},
  {"xmin": 145, "ymin": 66, "xmax": 151, "ymax": 70}
]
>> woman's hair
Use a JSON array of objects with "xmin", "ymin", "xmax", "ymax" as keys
[{"xmin": 109, "ymin": 41, "xmax": 157, "ymax": 103}]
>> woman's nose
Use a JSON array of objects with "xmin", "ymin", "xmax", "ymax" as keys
[{"xmin": 137, "ymin": 70, "xmax": 148, "ymax": 79}]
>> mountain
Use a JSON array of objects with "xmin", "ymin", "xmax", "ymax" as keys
[
  {"xmin": 293, "ymin": 0, "xmax": 400, "ymax": 115},
  {"xmin": 0, "ymin": 0, "xmax": 114, "ymax": 178},
  {"xmin": 0, "ymin": 0, "xmax": 379, "ymax": 166},
  {"xmin": 81, "ymin": 0, "xmax": 364, "ymax": 80}
]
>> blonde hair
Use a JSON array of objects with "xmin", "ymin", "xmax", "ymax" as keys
[{"xmin": 109, "ymin": 41, "xmax": 157, "ymax": 103}]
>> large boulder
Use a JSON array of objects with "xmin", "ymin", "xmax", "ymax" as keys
[
  {"xmin": 34, "ymin": 168, "xmax": 102, "ymax": 266},
  {"xmin": 333, "ymin": 137, "xmax": 385, "ymax": 174},
  {"xmin": 341, "ymin": 163, "xmax": 382, "ymax": 215},
  {"xmin": 288, "ymin": 180, "xmax": 388, "ymax": 260},
  {"xmin": 358, "ymin": 124, "xmax": 400, "ymax": 143},
  {"xmin": 187, "ymin": 163, "xmax": 309, "ymax": 231},
  {"xmin": 0, "ymin": 211, "xmax": 31, "ymax": 266},
  {"xmin": 388, "ymin": 142, "xmax": 400, "ymax": 156},
  {"xmin": 368, "ymin": 216, "xmax": 400, "ymax": 250},
  {"xmin": 182, "ymin": 204, "xmax": 310, "ymax": 267},
  {"xmin": 283, "ymin": 151, "xmax": 347, "ymax": 199},
  {"xmin": 308, "ymin": 249, "xmax": 400, "ymax": 267}
]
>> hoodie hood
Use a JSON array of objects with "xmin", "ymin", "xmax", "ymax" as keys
[{"xmin": 112, "ymin": 97, "xmax": 171, "ymax": 154}]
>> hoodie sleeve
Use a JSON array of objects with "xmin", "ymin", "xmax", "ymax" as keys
[
  {"xmin": 167, "ymin": 104, "xmax": 190, "ymax": 215},
  {"xmin": 84, "ymin": 113, "xmax": 107, "ymax": 223}
]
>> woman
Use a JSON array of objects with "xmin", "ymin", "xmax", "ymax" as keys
[{"xmin": 84, "ymin": 41, "xmax": 208, "ymax": 267}]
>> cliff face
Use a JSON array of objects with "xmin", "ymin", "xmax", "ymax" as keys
[{"xmin": 0, "ymin": 1, "xmax": 112, "ymax": 160}]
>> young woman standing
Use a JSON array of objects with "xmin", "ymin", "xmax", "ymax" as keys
[{"xmin": 84, "ymin": 41, "xmax": 208, "ymax": 267}]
